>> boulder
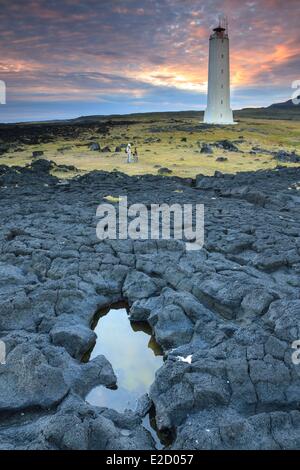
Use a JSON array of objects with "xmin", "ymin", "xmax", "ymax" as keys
[
  {"xmin": 154, "ymin": 304, "xmax": 194, "ymax": 350},
  {"xmin": 273, "ymin": 150, "xmax": 300, "ymax": 163},
  {"xmin": 101, "ymin": 146, "xmax": 111, "ymax": 153},
  {"xmin": 50, "ymin": 324, "xmax": 97, "ymax": 359},
  {"xmin": 32, "ymin": 151, "xmax": 44, "ymax": 158},
  {"xmin": 123, "ymin": 270, "xmax": 158, "ymax": 302},
  {"xmin": 89, "ymin": 143, "xmax": 100, "ymax": 151},
  {"xmin": 200, "ymin": 143, "xmax": 213, "ymax": 154},
  {"xmin": 158, "ymin": 167, "xmax": 172, "ymax": 175},
  {"xmin": 44, "ymin": 412, "xmax": 89, "ymax": 450},
  {"xmin": 0, "ymin": 344, "xmax": 69, "ymax": 412},
  {"xmin": 31, "ymin": 158, "xmax": 53, "ymax": 173},
  {"xmin": 215, "ymin": 140, "xmax": 239, "ymax": 152}
]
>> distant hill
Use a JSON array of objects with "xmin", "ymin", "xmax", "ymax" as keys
[
  {"xmin": 2, "ymin": 99, "xmax": 300, "ymax": 127},
  {"xmin": 72, "ymin": 99, "xmax": 300, "ymax": 124},
  {"xmin": 71, "ymin": 110, "xmax": 203, "ymax": 124},
  {"xmin": 268, "ymin": 98, "xmax": 300, "ymax": 109},
  {"xmin": 236, "ymin": 97, "xmax": 300, "ymax": 120}
]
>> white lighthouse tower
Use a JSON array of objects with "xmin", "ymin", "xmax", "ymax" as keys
[{"xmin": 204, "ymin": 18, "xmax": 234, "ymax": 125}]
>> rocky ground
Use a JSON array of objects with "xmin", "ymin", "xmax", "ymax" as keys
[{"xmin": 0, "ymin": 160, "xmax": 299, "ymax": 450}]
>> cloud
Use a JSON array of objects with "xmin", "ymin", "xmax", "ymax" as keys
[{"xmin": 0, "ymin": 0, "xmax": 299, "ymax": 121}]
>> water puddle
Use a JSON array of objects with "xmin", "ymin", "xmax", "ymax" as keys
[{"xmin": 85, "ymin": 303, "xmax": 168, "ymax": 448}]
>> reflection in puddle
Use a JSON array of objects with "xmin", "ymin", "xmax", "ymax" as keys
[{"xmin": 85, "ymin": 304, "xmax": 166, "ymax": 447}]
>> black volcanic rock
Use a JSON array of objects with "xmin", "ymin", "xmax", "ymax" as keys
[
  {"xmin": 32, "ymin": 151, "xmax": 44, "ymax": 158},
  {"xmin": 200, "ymin": 143, "xmax": 214, "ymax": 154},
  {"xmin": 89, "ymin": 142, "xmax": 100, "ymax": 151},
  {"xmin": 101, "ymin": 146, "xmax": 111, "ymax": 153},
  {"xmin": 273, "ymin": 150, "xmax": 300, "ymax": 163},
  {"xmin": 214, "ymin": 140, "xmax": 239, "ymax": 152},
  {"xmin": 158, "ymin": 167, "xmax": 172, "ymax": 175},
  {"xmin": 30, "ymin": 158, "xmax": 53, "ymax": 173},
  {"xmin": 0, "ymin": 143, "xmax": 11, "ymax": 155},
  {"xmin": 0, "ymin": 166, "xmax": 299, "ymax": 450},
  {"xmin": 0, "ymin": 121, "xmax": 110, "ymax": 146}
]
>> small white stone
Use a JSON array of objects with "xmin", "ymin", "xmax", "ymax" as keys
[{"xmin": 176, "ymin": 355, "xmax": 193, "ymax": 364}]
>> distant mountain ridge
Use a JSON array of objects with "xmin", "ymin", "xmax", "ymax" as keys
[
  {"xmin": 1, "ymin": 99, "xmax": 300, "ymax": 127},
  {"xmin": 237, "ymin": 97, "xmax": 300, "ymax": 120},
  {"xmin": 71, "ymin": 98, "xmax": 300, "ymax": 123},
  {"xmin": 268, "ymin": 97, "xmax": 300, "ymax": 109}
]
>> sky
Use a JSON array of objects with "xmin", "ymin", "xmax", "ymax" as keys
[{"xmin": 0, "ymin": 0, "xmax": 299, "ymax": 123}]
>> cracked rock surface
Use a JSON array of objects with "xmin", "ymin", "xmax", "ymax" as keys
[{"xmin": 0, "ymin": 161, "xmax": 299, "ymax": 449}]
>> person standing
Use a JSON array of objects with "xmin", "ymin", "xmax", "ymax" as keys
[{"xmin": 126, "ymin": 143, "xmax": 132, "ymax": 163}]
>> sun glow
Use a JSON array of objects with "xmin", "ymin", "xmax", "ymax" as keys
[{"xmin": 133, "ymin": 69, "xmax": 207, "ymax": 93}]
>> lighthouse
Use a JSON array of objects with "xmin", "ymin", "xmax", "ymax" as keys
[{"xmin": 204, "ymin": 18, "xmax": 234, "ymax": 125}]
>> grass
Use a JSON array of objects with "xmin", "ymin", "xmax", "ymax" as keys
[{"xmin": 1, "ymin": 116, "xmax": 300, "ymax": 178}]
